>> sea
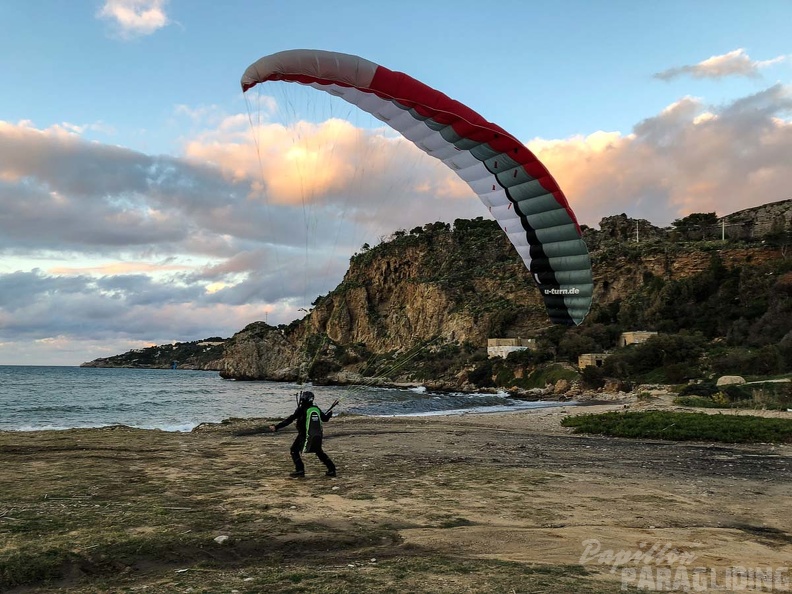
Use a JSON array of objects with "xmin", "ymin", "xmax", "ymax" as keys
[{"xmin": 0, "ymin": 366, "xmax": 568, "ymax": 432}]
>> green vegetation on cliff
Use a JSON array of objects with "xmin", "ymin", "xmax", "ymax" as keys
[{"xmin": 81, "ymin": 337, "xmax": 227, "ymax": 370}]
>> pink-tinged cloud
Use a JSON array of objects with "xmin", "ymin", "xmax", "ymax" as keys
[
  {"xmin": 183, "ymin": 115, "xmax": 470, "ymax": 214},
  {"xmin": 48, "ymin": 261, "xmax": 189, "ymax": 276},
  {"xmin": 97, "ymin": 0, "xmax": 170, "ymax": 39},
  {"xmin": 530, "ymin": 85, "xmax": 792, "ymax": 227},
  {"xmin": 185, "ymin": 82, "xmax": 792, "ymax": 233},
  {"xmin": 0, "ymin": 120, "xmax": 80, "ymax": 182},
  {"xmin": 654, "ymin": 48, "xmax": 786, "ymax": 81}
]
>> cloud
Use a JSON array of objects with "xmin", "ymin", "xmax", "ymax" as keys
[
  {"xmin": 654, "ymin": 49, "xmax": 786, "ymax": 81},
  {"xmin": 181, "ymin": 110, "xmax": 484, "ymax": 251},
  {"xmin": 49, "ymin": 261, "xmax": 189, "ymax": 276},
  {"xmin": 97, "ymin": 0, "xmax": 170, "ymax": 39},
  {"xmin": 184, "ymin": 116, "xmax": 468, "ymax": 206},
  {"xmin": 0, "ymin": 121, "xmax": 226, "ymax": 251},
  {"xmin": 0, "ymin": 114, "xmax": 485, "ymax": 364},
  {"xmin": 530, "ymin": 84, "xmax": 792, "ymax": 226},
  {"xmin": 0, "ymin": 268, "xmax": 261, "ymax": 341}
]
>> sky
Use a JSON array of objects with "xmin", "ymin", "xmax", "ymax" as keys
[{"xmin": 1, "ymin": 0, "xmax": 790, "ymax": 366}]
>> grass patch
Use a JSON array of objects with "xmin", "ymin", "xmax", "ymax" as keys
[
  {"xmin": 675, "ymin": 380, "xmax": 792, "ymax": 410},
  {"xmin": 24, "ymin": 554, "xmax": 615, "ymax": 594},
  {"xmin": 561, "ymin": 411, "xmax": 792, "ymax": 443},
  {"xmin": 346, "ymin": 492, "xmax": 377, "ymax": 501},
  {"xmin": 523, "ymin": 364, "xmax": 579, "ymax": 390}
]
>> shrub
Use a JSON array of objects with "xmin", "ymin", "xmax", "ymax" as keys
[
  {"xmin": 721, "ymin": 384, "xmax": 752, "ymax": 402},
  {"xmin": 580, "ymin": 365, "xmax": 606, "ymax": 389},
  {"xmin": 674, "ymin": 396, "xmax": 721, "ymax": 408},
  {"xmin": 562, "ymin": 411, "xmax": 792, "ymax": 443},
  {"xmin": 308, "ymin": 359, "xmax": 341, "ymax": 380},
  {"xmin": 602, "ymin": 332, "xmax": 707, "ymax": 381},
  {"xmin": 678, "ymin": 382, "xmax": 718, "ymax": 398},
  {"xmin": 468, "ymin": 361, "xmax": 495, "ymax": 387}
]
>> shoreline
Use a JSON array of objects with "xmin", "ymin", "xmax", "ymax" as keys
[
  {"xmin": 4, "ymin": 385, "xmax": 791, "ymax": 436},
  {"xmin": 0, "ymin": 399, "xmax": 580, "ymax": 434}
]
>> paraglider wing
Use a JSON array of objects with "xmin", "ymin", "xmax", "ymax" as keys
[{"xmin": 241, "ymin": 49, "xmax": 592, "ymax": 325}]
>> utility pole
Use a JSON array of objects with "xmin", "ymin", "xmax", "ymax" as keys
[
  {"xmin": 635, "ymin": 222, "xmax": 639, "ymax": 243},
  {"xmin": 722, "ymin": 219, "xmax": 725, "ymax": 241}
]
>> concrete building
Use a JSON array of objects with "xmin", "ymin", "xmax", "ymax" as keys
[
  {"xmin": 487, "ymin": 338, "xmax": 536, "ymax": 359},
  {"xmin": 619, "ymin": 331, "xmax": 657, "ymax": 347},
  {"xmin": 578, "ymin": 353, "xmax": 610, "ymax": 369}
]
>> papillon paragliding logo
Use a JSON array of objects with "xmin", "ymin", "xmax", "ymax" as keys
[{"xmin": 241, "ymin": 49, "xmax": 593, "ymax": 327}]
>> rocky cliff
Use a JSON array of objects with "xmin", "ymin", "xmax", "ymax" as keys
[
  {"xmin": 722, "ymin": 200, "xmax": 792, "ymax": 240},
  {"xmin": 216, "ymin": 199, "xmax": 792, "ymax": 385},
  {"xmin": 218, "ymin": 219, "xmax": 544, "ymax": 382}
]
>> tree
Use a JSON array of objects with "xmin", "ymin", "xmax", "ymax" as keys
[{"xmin": 671, "ymin": 212, "xmax": 719, "ymax": 240}]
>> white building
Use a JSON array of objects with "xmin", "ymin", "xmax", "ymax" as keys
[{"xmin": 487, "ymin": 338, "xmax": 537, "ymax": 359}]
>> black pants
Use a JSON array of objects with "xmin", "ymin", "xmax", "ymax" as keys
[{"xmin": 290, "ymin": 435, "xmax": 335, "ymax": 473}]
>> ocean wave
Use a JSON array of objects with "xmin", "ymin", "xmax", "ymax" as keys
[
  {"xmin": 10, "ymin": 422, "xmax": 128, "ymax": 432},
  {"xmin": 376, "ymin": 400, "xmax": 572, "ymax": 418},
  {"xmin": 10, "ymin": 421, "xmax": 199, "ymax": 433},
  {"xmin": 134, "ymin": 422, "xmax": 198, "ymax": 433},
  {"xmin": 19, "ymin": 400, "xmax": 171, "ymax": 414}
]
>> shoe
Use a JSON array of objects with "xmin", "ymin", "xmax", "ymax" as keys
[
  {"xmin": 289, "ymin": 471, "xmax": 305, "ymax": 478},
  {"xmin": 325, "ymin": 470, "xmax": 336, "ymax": 477}
]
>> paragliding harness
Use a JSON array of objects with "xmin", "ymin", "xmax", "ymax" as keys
[
  {"xmin": 302, "ymin": 404, "xmax": 323, "ymax": 453},
  {"xmin": 294, "ymin": 390, "xmax": 338, "ymax": 454}
]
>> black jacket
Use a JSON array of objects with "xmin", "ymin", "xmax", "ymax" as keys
[{"xmin": 274, "ymin": 403, "xmax": 333, "ymax": 437}]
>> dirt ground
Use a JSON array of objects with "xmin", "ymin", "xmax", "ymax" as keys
[
  {"xmin": 3, "ymin": 392, "xmax": 791, "ymax": 592},
  {"xmin": 199, "ymin": 392, "xmax": 792, "ymax": 588}
]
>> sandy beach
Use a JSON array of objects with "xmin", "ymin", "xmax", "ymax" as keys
[{"xmin": 2, "ymin": 392, "xmax": 791, "ymax": 593}]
